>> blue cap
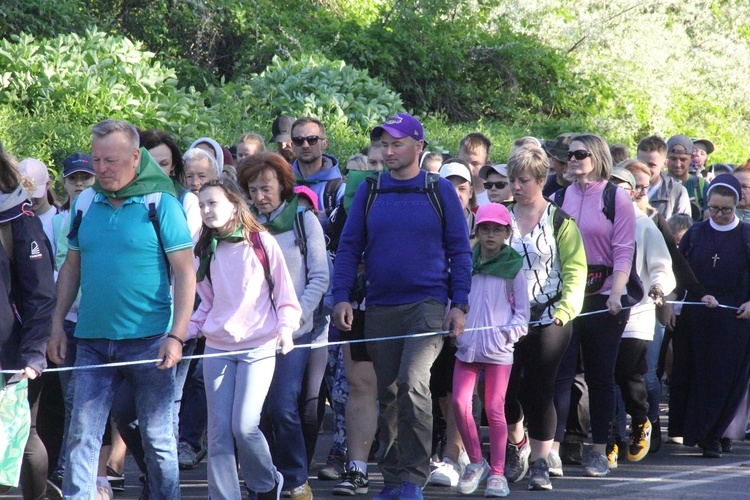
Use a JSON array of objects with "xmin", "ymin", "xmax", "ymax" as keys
[{"xmin": 62, "ymin": 153, "xmax": 94, "ymax": 177}]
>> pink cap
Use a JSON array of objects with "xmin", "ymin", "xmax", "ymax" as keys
[
  {"xmin": 475, "ymin": 202, "xmax": 512, "ymax": 226},
  {"xmin": 294, "ymin": 185, "xmax": 319, "ymax": 211}
]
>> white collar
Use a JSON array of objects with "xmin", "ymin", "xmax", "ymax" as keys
[{"xmin": 709, "ymin": 215, "xmax": 740, "ymax": 232}]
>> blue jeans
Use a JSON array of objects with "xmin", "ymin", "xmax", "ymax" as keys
[
  {"xmin": 54, "ymin": 320, "xmax": 78, "ymax": 474},
  {"xmin": 179, "ymin": 340, "xmax": 208, "ymax": 451},
  {"xmin": 63, "ymin": 335, "xmax": 179, "ymax": 500},
  {"xmin": 262, "ymin": 331, "xmax": 313, "ymax": 489},
  {"xmin": 204, "ymin": 346, "xmax": 278, "ymax": 499},
  {"xmin": 645, "ymin": 323, "xmax": 665, "ymax": 421}
]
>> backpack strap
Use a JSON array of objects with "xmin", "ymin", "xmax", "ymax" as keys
[
  {"xmin": 323, "ymin": 178, "xmax": 344, "ymax": 218},
  {"xmin": 552, "ymin": 186, "xmax": 566, "ymax": 208},
  {"xmin": 424, "ymin": 172, "xmax": 444, "ymax": 228},
  {"xmin": 67, "ymin": 188, "xmax": 96, "ymax": 240},
  {"xmin": 293, "ymin": 210, "xmax": 310, "ymax": 284},
  {"xmin": 143, "ymin": 193, "xmax": 170, "ymax": 282},
  {"xmin": 364, "ymin": 172, "xmax": 382, "ymax": 221},
  {"xmin": 364, "ymin": 172, "xmax": 444, "ymax": 227},
  {"xmin": 250, "ymin": 231, "xmax": 276, "ymax": 312},
  {"xmin": 602, "ymin": 181, "xmax": 618, "ymax": 224}
]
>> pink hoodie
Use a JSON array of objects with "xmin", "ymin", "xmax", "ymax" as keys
[
  {"xmin": 559, "ymin": 180, "xmax": 636, "ymax": 294},
  {"xmin": 187, "ymin": 231, "xmax": 302, "ymax": 351}
]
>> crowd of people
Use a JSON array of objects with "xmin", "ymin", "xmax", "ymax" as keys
[{"xmin": 2, "ymin": 111, "xmax": 750, "ymax": 500}]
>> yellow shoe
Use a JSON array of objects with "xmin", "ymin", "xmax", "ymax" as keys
[
  {"xmin": 606, "ymin": 442, "xmax": 619, "ymax": 469},
  {"xmin": 290, "ymin": 482, "xmax": 313, "ymax": 500},
  {"xmin": 628, "ymin": 419, "xmax": 652, "ymax": 462}
]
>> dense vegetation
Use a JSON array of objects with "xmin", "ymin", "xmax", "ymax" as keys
[{"xmin": 1, "ymin": 0, "xmax": 748, "ymax": 174}]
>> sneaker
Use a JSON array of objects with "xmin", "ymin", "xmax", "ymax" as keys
[
  {"xmin": 371, "ymin": 484, "xmax": 400, "ymax": 500},
  {"xmin": 504, "ymin": 438, "xmax": 530, "ymax": 483},
  {"xmin": 399, "ymin": 482, "xmax": 423, "ymax": 500},
  {"xmin": 606, "ymin": 442, "xmax": 619, "ymax": 469},
  {"xmin": 649, "ymin": 417, "xmax": 662, "ymax": 453},
  {"xmin": 720, "ymin": 437, "xmax": 733, "ymax": 453},
  {"xmin": 457, "ymin": 459, "xmax": 490, "ymax": 495},
  {"xmin": 665, "ymin": 436, "xmax": 683, "ymax": 445},
  {"xmin": 333, "ymin": 468, "xmax": 369, "ymax": 496},
  {"xmin": 290, "ymin": 482, "xmax": 313, "ymax": 500},
  {"xmin": 318, "ymin": 454, "xmax": 346, "ymax": 480},
  {"xmin": 106, "ymin": 465, "xmax": 125, "ymax": 493},
  {"xmin": 702, "ymin": 438, "xmax": 722, "ymax": 458},
  {"xmin": 258, "ymin": 471, "xmax": 285, "ymax": 500},
  {"xmin": 528, "ymin": 458, "xmax": 552, "ymax": 491},
  {"xmin": 429, "ymin": 456, "xmax": 463, "ymax": 487},
  {"xmin": 628, "ymin": 419, "xmax": 652, "ymax": 462},
  {"xmin": 177, "ymin": 441, "xmax": 207, "ymax": 470},
  {"xmin": 47, "ymin": 470, "xmax": 64, "ymax": 500},
  {"xmin": 547, "ymin": 449, "xmax": 563, "ymax": 478},
  {"xmin": 582, "ymin": 450, "xmax": 610, "ymax": 477},
  {"xmin": 560, "ymin": 434, "xmax": 584, "ymax": 465},
  {"xmin": 484, "ymin": 475, "xmax": 509, "ymax": 497}
]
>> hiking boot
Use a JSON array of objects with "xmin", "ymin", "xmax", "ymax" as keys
[
  {"xmin": 428, "ymin": 455, "xmax": 463, "ymax": 487},
  {"xmin": 399, "ymin": 482, "xmax": 423, "ymax": 500},
  {"xmin": 106, "ymin": 465, "xmax": 125, "ymax": 492},
  {"xmin": 547, "ymin": 448, "xmax": 563, "ymax": 477},
  {"xmin": 649, "ymin": 417, "xmax": 662, "ymax": 453},
  {"xmin": 484, "ymin": 475, "xmax": 510, "ymax": 497},
  {"xmin": 178, "ymin": 441, "xmax": 207, "ymax": 470},
  {"xmin": 720, "ymin": 437, "xmax": 733, "ymax": 453},
  {"xmin": 582, "ymin": 450, "xmax": 609, "ymax": 477},
  {"xmin": 504, "ymin": 438, "xmax": 530, "ymax": 483},
  {"xmin": 457, "ymin": 459, "xmax": 490, "ymax": 495},
  {"xmin": 702, "ymin": 438, "xmax": 722, "ymax": 458},
  {"xmin": 528, "ymin": 458, "xmax": 552, "ymax": 491},
  {"xmin": 371, "ymin": 485, "xmax": 400, "ymax": 500},
  {"xmin": 290, "ymin": 482, "xmax": 313, "ymax": 500},
  {"xmin": 628, "ymin": 419, "xmax": 652, "ymax": 462},
  {"xmin": 560, "ymin": 434, "xmax": 584, "ymax": 465},
  {"xmin": 318, "ymin": 454, "xmax": 346, "ymax": 480},
  {"xmin": 258, "ymin": 471, "xmax": 284, "ymax": 500},
  {"xmin": 606, "ymin": 441, "xmax": 619, "ymax": 469},
  {"xmin": 333, "ymin": 468, "xmax": 369, "ymax": 496}
]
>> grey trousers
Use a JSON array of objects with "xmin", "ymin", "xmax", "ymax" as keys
[{"xmin": 365, "ymin": 297, "xmax": 445, "ymax": 486}]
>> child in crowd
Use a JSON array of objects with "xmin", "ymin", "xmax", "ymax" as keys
[
  {"xmin": 188, "ymin": 179, "xmax": 302, "ymax": 500},
  {"xmin": 452, "ymin": 203, "xmax": 529, "ymax": 497}
]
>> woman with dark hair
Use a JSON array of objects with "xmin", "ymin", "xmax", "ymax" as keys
[
  {"xmin": 239, "ymin": 152, "xmax": 329, "ymax": 500},
  {"xmin": 139, "ymin": 129, "xmax": 202, "ymax": 242},
  {"xmin": 0, "ymin": 141, "xmax": 56, "ymax": 499},
  {"xmin": 551, "ymin": 134, "xmax": 637, "ymax": 478},
  {"xmin": 671, "ymin": 174, "xmax": 750, "ymax": 458}
]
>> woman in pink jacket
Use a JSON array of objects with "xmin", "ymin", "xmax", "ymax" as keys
[
  {"xmin": 188, "ymin": 179, "xmax": 302, "ymax": 500},
  {"xmin": 551, "ymin": 134, "xmax": 637, "ymax": 478}
]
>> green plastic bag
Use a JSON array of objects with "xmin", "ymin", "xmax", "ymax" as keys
[{"xmin": 0, "ymin": 374, "xmax": 30, "ymax": 488}]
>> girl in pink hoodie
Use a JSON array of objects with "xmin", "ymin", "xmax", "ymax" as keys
[
  {"xmin": 188, "ymin": 179, "xmax": 302, "ymax": 500},
  {"xmin": 453, "ymin": 203, "xmax": 529, "ymax": 497}
]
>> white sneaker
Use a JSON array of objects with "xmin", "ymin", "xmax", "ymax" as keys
[
  {"xmin": 457, "ymin": 459, "xmax": 490, "ymax": 495},
  {"xmin": 429, "ymin": 456, "xmax": 463, "ymax": 487},
  {"xmin": 485, "ymin": 475, "xmax": 509, "ymax": 497},
  {"xmin": 547, "ymin": 448, "xmax": 563, "ymax": 477}
]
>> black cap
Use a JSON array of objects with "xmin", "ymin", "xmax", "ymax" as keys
[{"xmin": 271, "ymin": 115, "xmax": 295, "ymax": 143}]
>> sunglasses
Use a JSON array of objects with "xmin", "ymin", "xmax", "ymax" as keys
[
  {"xmin": 483, "ymin": 181, "xmax": 508, "ymax": 190},
  {"xmin": 291, "ymin": 135, "xmax": 324, "ymax": 147},
  {"xmin": 567, "ymin": 150, "xmax": 592, "ymax": 161}
]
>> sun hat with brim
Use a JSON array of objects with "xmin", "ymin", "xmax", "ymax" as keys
[{"xmin": 610, "ymin": 167, "xmax": 636, "ymax": 190}]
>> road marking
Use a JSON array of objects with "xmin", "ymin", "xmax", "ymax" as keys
[
  {"xmin": 603, "ymin": 460, "xmax": 750, "ymax": 488},
  {"xmin": 651, "ymin": 470, "xmax": 750, "ymax": 491}
]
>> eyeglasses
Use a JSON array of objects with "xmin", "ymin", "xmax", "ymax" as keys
[
  {"xmin": 291, "ymin": 135, "xmax": 324, "ymax": 147},
  {"xmin": 483, "ymin": 181, "xmax": 508, "ymax": 190},
  {"xmin": 477, "ymin": 225, "xmax": 507, "ymax": 235},
  {"xmin": 567, "ymin": 150, "xmax": 592, "ymax": 161},
  {"xmin": 707, "ymin": 205, "xmax": 734, "ymax": 215},
  {"xmin": 634, "ymin": 185, "xmax": 649, "ymax": 193}
]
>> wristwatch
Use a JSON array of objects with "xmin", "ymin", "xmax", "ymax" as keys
[{"xmin": 452, "ymin": 303, "xmax": 469, "ymax": 314}]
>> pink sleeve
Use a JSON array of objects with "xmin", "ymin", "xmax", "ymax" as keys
[
  {"xmin": 504, "ymin": 271, "xmax": 530, "ymax": 344},
  {"xmin": 187, "ymin": 277, "xmax": 214, "ymax": 339},
  {"xmin": 261, "ymin": 232, "xmax": 302, "ymax": 336},
  {"xmin": 611, "ymin": 189, "xmax": 636, "ymax": 275}
]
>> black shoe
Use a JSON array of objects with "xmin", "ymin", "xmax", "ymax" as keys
[
  {"xmin": 47, "ymin": 469, "xmax": 64, "ymax": 499},
  {"xmin": 107, "ymin": 465, "xmax": 125, "ymax": 492},
  {"xmin": 560, "ymin": 434, "xmax": 584, "ymax": 465},
  {"xmin": 333, "ymin": 468, "xmax": 369, "ymax": 496},
  {"xmin": 649, "ymin": 417, "xmax": 662, "ymax": 454},
  {"xmin": 702, "ymin": 438, "xmax": 722, "ymax": 458},
  {"xmin": 720, "ymin": 437, "xmax": 733, "ymax": 453}
]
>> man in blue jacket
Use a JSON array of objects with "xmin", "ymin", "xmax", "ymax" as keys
[{"xmin": 332, "ymin": 113, "xmax": 472, "ymax": 500}]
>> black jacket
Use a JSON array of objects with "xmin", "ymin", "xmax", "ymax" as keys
[{"xmin": 0, "ymin": 197, "xmax": 56, "ymax": 377}]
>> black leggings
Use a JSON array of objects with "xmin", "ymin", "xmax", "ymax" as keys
[
  {"xmin": 554, "ymin": 294, "xmax": 629, "ymax": 444},
  {"xmin": 505, "ymin": 321, "xmax": 572, "ymax": 441},
  {"xmin": 21, "ymin": 376, "xmax": 47, "ymax": 500}
]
